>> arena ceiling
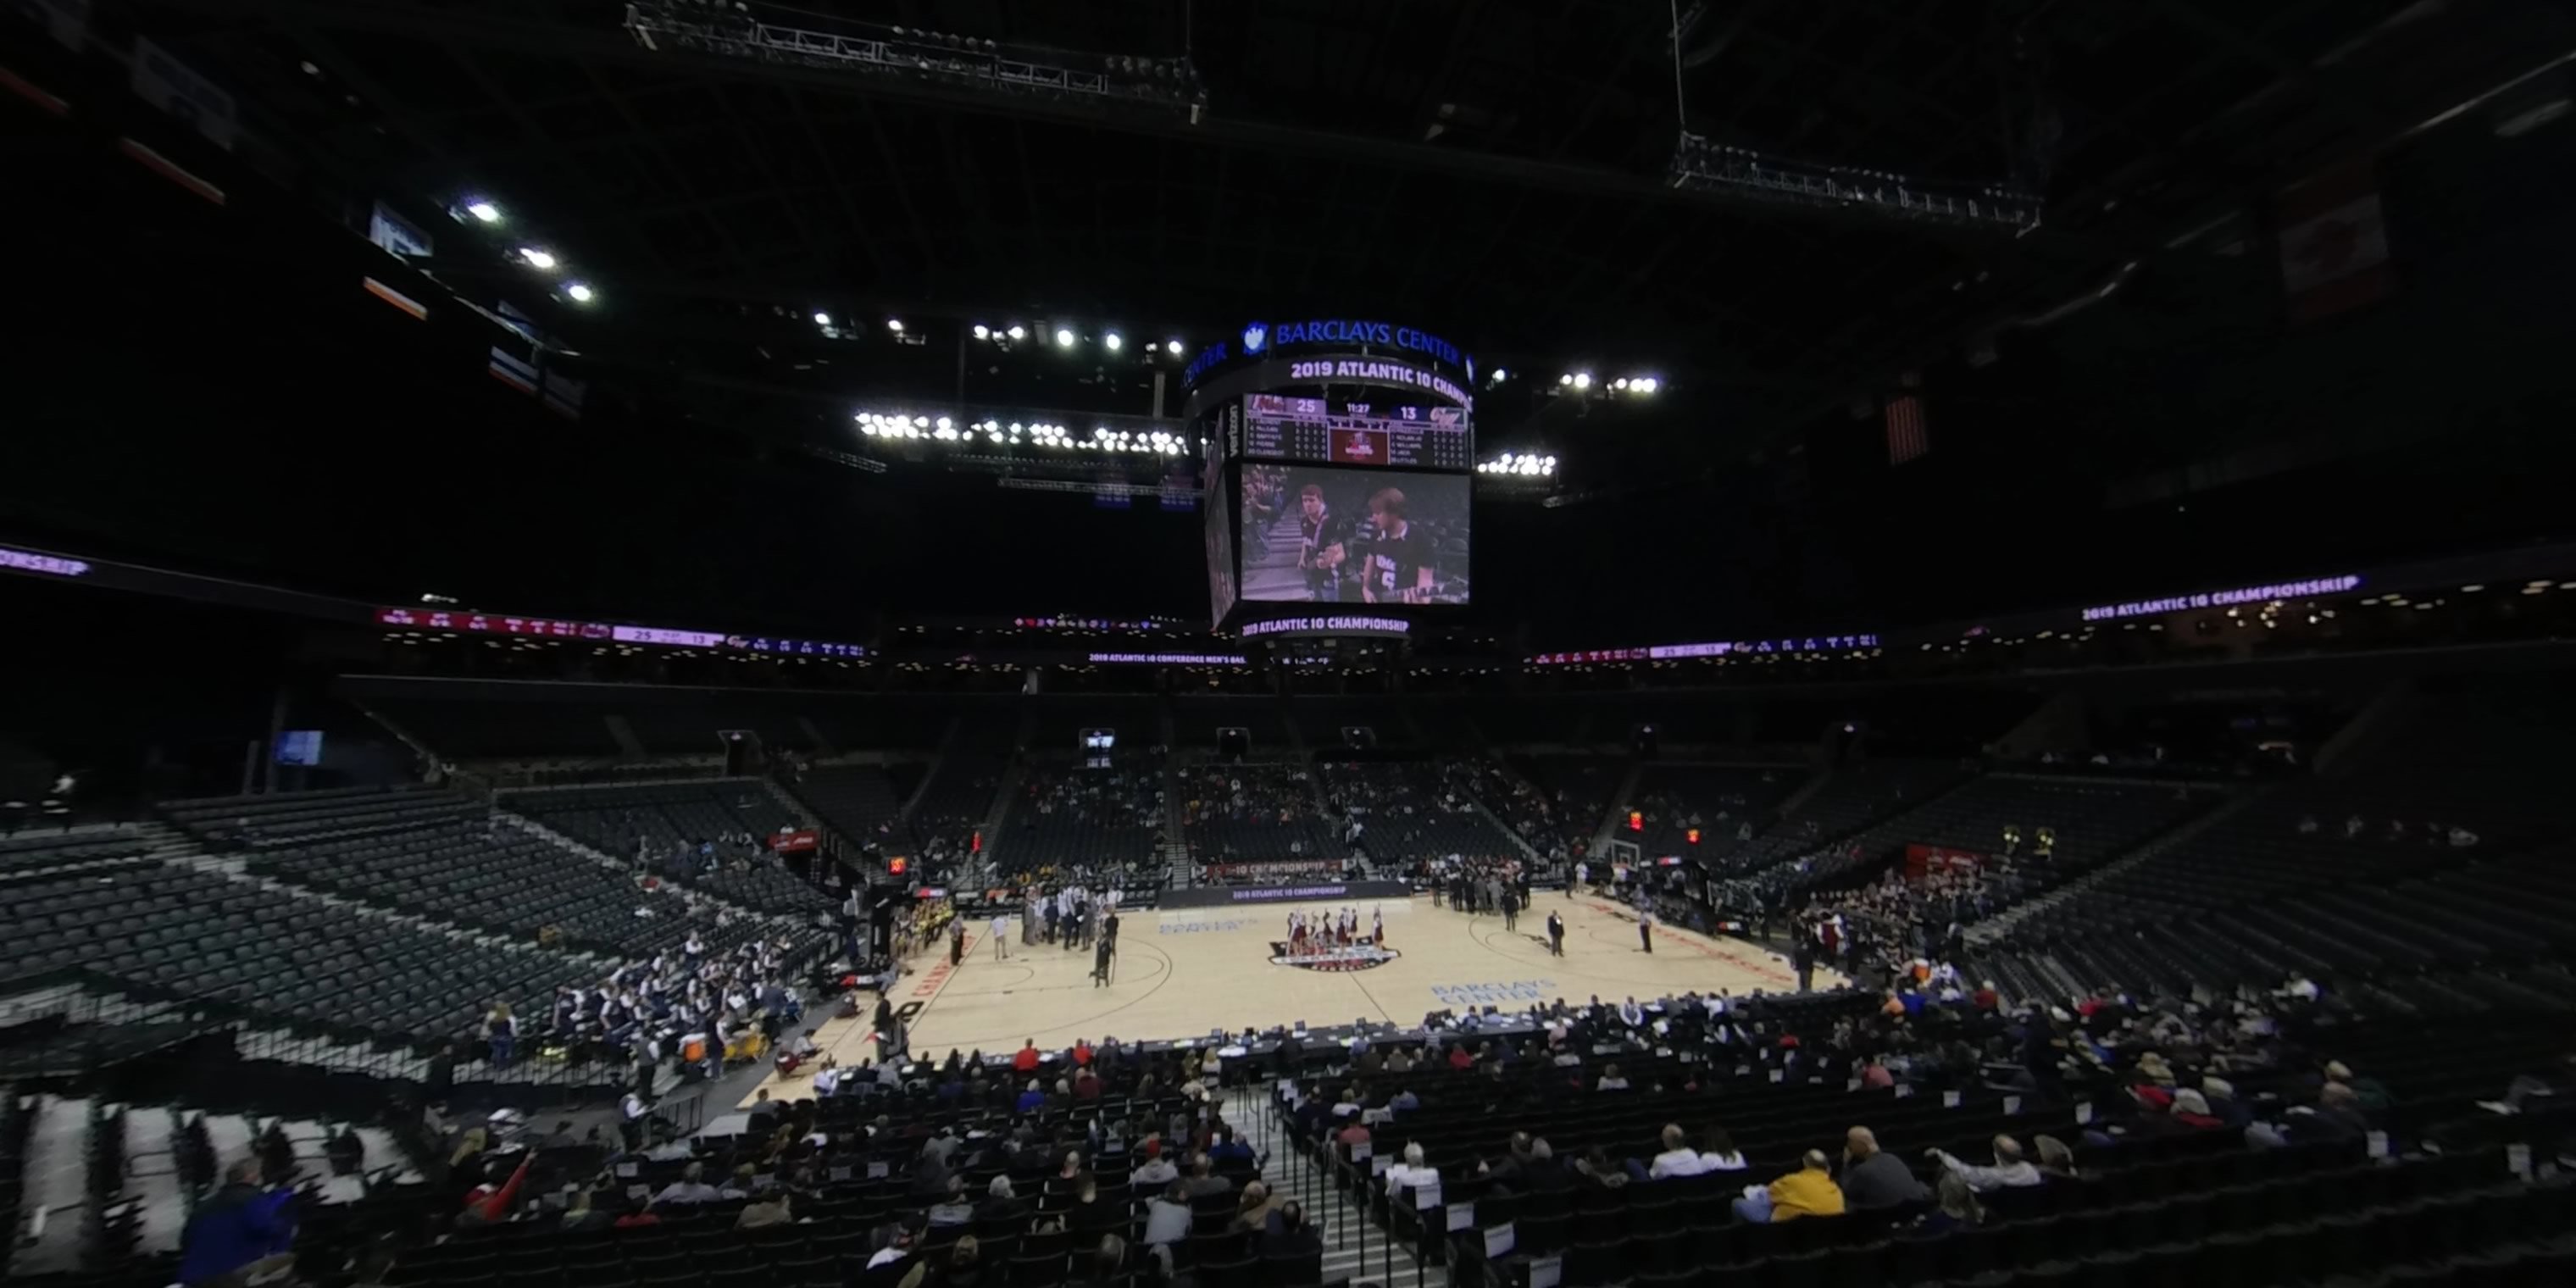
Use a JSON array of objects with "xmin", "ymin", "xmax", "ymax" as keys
[{"xmin": 119, "ymin": 0, "xmax": 2570, "ymax": 457}]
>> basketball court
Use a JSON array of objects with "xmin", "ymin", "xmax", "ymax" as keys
[{"xmin": 742, "ymin": 893, "xmax": 1839, "ymax": 1107}]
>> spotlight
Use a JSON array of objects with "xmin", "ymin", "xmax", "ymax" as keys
[
  {"xmin": 519, "ymin": 248, "xmax": 558, "ymax": 270},
  {"xmin": 972, "ymin": 324, "xmax": 990, "ymax": 340},
  {"xmin": 1007, "ymin": 325, "xmax": 1027, "ymax": 340},
  {"xmin": 1634, "ymin": 377, "xmax": 1659, "ymax": 394},
  {"xmin": 813, "ymin": 312, "xmax": 833, "ymax": 326},
  {"xmin": 886, "ymin": 318, "xmax": 904, "ymax": 333},
  {"xmin": 1166, "ymin": 339, "xmax": 1184, "ymax": 356},
  {"xmin": 465, "ymin": 200, "xmax": 501, "ymax": 224},
  {"xmin": 1613, "ymin": 378, "xmax": 1629, "ymax": 390},
  {"xmin": 1492, "ymin": 368, "xmax": 1508, "ymax": 383},
  {"xmin": 1558, "ymin": 374, "xmax": 1574, "ymax": 386},
  {"xmin": 1571, "ymin": 372, "xmax": 1592, "ymax": 389},
  {"xmin": 1104, "ymin": 331, "xmax": 1124, "ymax": 352},
  {"xmin": 1054, "ymin": 327, "xmax": 1076, "ymax": 348},
  {"xmin": 564, "ymin": 282, "xmax": 596, "ymax": 303}
]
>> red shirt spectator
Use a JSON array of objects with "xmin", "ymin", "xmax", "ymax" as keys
[
  {"xmin": 1446, "ymin": 1046, "xmax": 1474, "ymax": 1071},
  {"xmin": 1013, "ymin": 1042, "xmax": 1041, "ymax": 1074},
  {"xmin": 1072, "ymin": 1041, "xmax": 1094, "ymax": 1066},
  {"xmin": 462, "ymin": 1153, "xmax": 532, "ymax": 1224}
]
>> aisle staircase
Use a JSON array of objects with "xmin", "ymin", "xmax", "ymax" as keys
[{"xmin": 1238, "ymin": 1080, "xmax": 1449, "ymax": 1288}]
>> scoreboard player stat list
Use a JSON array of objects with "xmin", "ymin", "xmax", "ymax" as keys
[{"xmin": 1242, "ymin": 393, "xmax": 1474, "ymax": 471}]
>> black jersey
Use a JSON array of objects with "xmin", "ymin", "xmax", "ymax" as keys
[{"xmin": 1361, "ymin": 520, "xmax": 1436, "ymax": 602}]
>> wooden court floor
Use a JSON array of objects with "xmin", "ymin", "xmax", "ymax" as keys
[{"xmin": 744, "ymin": 893, "xmax": 1840, "ymax": 1108}]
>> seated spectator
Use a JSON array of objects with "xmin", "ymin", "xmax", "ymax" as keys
[
  {"xmin": 1698, "ymin": 1127, "xmax": 1748, "ymax": 1172},
  {"xmin": 1734, "ymin": 1150, "xmax": 1845, "ymax": 1223},
  {"xmin": 1233, "ymin": 1180, "xmax": 1285, "ymax": 1233},
  {"xmin": 2326, "ymin": 1060, "xmax": 2396, "ymax": 1113},
  {"xmin": 1385, "ymin": 1142, "xmax": 1438, "ymax": 1192},
  {"xmin": 1181, "ymin": 1153, "xmax": 1235, "ymax": 1199},
  {"xmin": 1523, "ymin": 1139, "xmax": 1574, "ymax": 1192},
  {"xmin": 1574, "ymin": 1146, "xmax": 1631, "ymax": 1191},
  {"xmin": 1910, "ymin": 1173, "xmax": 1985, "ymax": 1236},
  {"xmin": 653, "ymin": 1160, "xmax": 722, "ymax": 1205},
  {"xmin": 1208, "ymin": 1127, "xmax": 1256, "ymax": 1168},
  {"xmin": 941, "ymin": 1236, "xmax": 986, "ymax": 1288},
  {"xmin": 1064, "ymin": 1178, "xmax": 1120, "ymax": 1234},
  {"xmin": 738, "ymin": 1188, "xmax": 795, "ymax": 1229},
  {"xmin": 1928, "ymin": 1135, "xmax": 2042, "ymax": 1191},
  {"xmin": 928, "ymin": 1175, "xmax": 975, "ymax": 1226},
  {"xmin": 1647, "ymin": 1124, "xmax": 1707, "ymax": 1179},
  {"xmin": 2169, "ymin": 1089, "xmax": 2223, "ymax": 1130},
  {"xmin": 1840, "ymin": 1127, "xmax": 1929, "ymax": 1210},
  {"xmin": 1069, "ymin": 1235, "xmax": 1127, "ymax": 1288},
  {"xmin": 974, "ymin": 1175, "xmax": 1028, "ymax": 1228},
  {"xmin": 562, "ymin": 1185, "xmax": 615, "ymax": 1233},
  {"xmin": 2033, "ymin": 1135, "xmax": 2079, "ymax": 1180},
  {"xmin": 1263, "ymin": 1202, "xmax": 1323, "ymax": 1257},
  {"xmin": 2273, "ymin": 1081, "xmax": 2373, "ymax": 1145},
  {"xmin": 1333, "ymin": 1113, "xmax": 1372, "ymax": 1149},
  {"xmin": 1596, "ymin": 1063, "xmax": 1631, "ymax": 1091},
  {"xmin": 1130, "ymin": 1141, "xmax": 1179, "ymax": 1188},
  {"xmin": 1142, "ymin": 1181, "xmax": 1194, "ymax": 1246}
]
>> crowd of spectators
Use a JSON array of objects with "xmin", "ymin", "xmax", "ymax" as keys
[
  {"xmin": 1441, "ymin": 758, "xmax": 1574, "ymax": 866},
  {"xmin": 514, "ymin": 929, "xmax": 817, "ymax": 1080},
  {"xmin": 1022, "ymin": 767, "xmax": 1164, "ymax": 833},
  {"xmin": 1181, "ymin": 763, "xmax": 1331, "ymax": 864},
  {"xmin": 406, "ymin": 1032, "xmax": 1323, "ymax": 1287},
  {"xmin": 1284, "ymin": 974, "xmax": 2434, "ymax": 1235}
]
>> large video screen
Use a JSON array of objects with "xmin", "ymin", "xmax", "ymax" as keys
[
  {"xmin": 1205, "ymin": 447, "xmax": 1236, "ymax": 626},
  {"xmin": 1239, "ymin": 464, "xmax": 1470, "ymax": 605}
]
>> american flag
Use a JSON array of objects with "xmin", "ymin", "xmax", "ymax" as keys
[{"xmin": 1885, "ymin": 393, "xmax": 1929, "ymax": 466}]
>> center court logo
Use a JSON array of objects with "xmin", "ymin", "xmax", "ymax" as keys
[{"xmin": 1269, "ymin": 941, "xmax": 1401, "ymax": 973}]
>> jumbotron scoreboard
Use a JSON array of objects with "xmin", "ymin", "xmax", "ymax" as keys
[
  {"xmin": 1183, "ymin": 318, "xmax": 1479, "ymax": 634},
  {"xmin": 1241, "ymin": 394, "xmax": 1474, "ymax": 471}
]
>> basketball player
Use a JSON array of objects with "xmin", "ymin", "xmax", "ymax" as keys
[
  {"xmin": 1296, "ymin": 484, "xmax": 1356, "ymax": 602},
  {"xmin": 1357, "ymin": 488, "xmax": 1437, "ymax": 605}
]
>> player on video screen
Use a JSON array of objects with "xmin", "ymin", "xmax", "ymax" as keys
[
  {"xmin": 1296, "ymin": 484, "xmax": 1357, "ymax": 602},
  {"xmin": 1360, "ymin": 487, "xmax": 1437, "ymax": 605}
]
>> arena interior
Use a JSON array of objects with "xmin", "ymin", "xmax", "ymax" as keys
[{"xmin": 7, "ymin": 3, "xmax": 2576, "ymax": 1287}]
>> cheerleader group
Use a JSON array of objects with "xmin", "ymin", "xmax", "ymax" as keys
[{"xmin": 1286, "ymin": 906, "xmax": 1385, "ymax": 954}]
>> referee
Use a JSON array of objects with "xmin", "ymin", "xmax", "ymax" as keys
[{"xmin": 1091, "ymin": 910, "xmax": 1120, "ymax": 987}]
